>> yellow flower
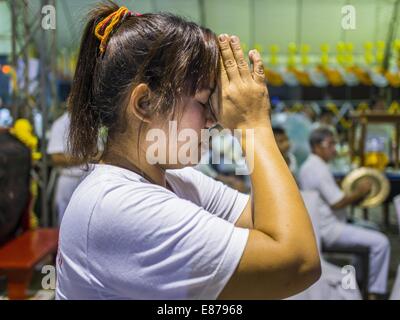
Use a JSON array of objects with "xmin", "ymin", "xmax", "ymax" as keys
[{"xmin": 10, "ymin": 119, "xmax": 42, "ymax": 160}]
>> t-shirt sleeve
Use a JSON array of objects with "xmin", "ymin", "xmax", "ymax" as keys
[
  {"xmin": 317, "ymin": 167, "xmax": 345, "ymax": 206},
  {"xmin": 88, "ymin": 186, "xmax": 249, "ymax": 300},
  {"xmin": 47, "ymin": 120, "xmax": 66, "ymax": 154},
  {"xmin": 168, "ymin": 167, "xmax": 249, "ymax": 224}
]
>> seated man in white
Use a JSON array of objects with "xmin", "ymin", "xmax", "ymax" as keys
[
  {"xmin": 299, "ymin": 127, "xmax": 390, "ymax": 299},
  {"xmin": 390, "ymin": 195, "xmax": 400, "ymax": 300},
  {"xmin": 390, "ymin": 265, "xmax": 400, "ymax": 300},
  {"xmin": 288, "ymin": 191, "xmax": 362, "ymax": 300}
]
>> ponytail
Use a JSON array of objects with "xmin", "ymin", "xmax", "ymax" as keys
[{"xmin": 68, "ymin": 2, "xmax": 118, "ymax": 163}]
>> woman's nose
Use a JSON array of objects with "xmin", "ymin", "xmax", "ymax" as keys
[
  {"xmin": 205, "ymin": 106, "xmax": 218, "ymax": 129},
  {"xmin": 205, "ymin": 117, "xmax": 217, "ymax": 129}
]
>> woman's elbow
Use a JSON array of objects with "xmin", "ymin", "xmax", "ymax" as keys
[
  {"xmin": 274, "ymin": 252, "xmax": 321, "ymax": 299},
  {"xmin": 295, "ymin": 251, "xmax": 322, "ymax": 290}
]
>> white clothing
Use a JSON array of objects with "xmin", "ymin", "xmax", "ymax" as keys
[
  {"xmin": 288, "ymin": 260, "xmax": 362, "ymax": 300},
  {"xmin": 56, "ymin": 165, "xmax": 249, "ymax": 300},
  {"xmin": 299, "ymin": 154, "xmax": 347, "ymax": 243},
  {"xmin": 288, "ymin": 191, "xmax": 361, "ymax": 300},
  {"xmin": 299, "ymin": 159, "xmax": 390, "ymax": 295},
  {"xmin": 287, "ymin": 152, "xmax": 298, "ymax": 175},
  {"xmin": 53, "ymin": 175, "xmax": 82, "ymax": 223},
  {"xmin": 329, "ymin": 224, "xmax": 390, "ymax": 294},
  {"xmin": 47, "ymin": 112, "xmax": 86, "ymax": 222},
  {"xmin": 390, "ymin": 265, "xmax": 400, "ymax": 300},
  {"xmin": 47, "ymin": 112, "xmax": 84, "ymax": 177},
  {"xmin": 393, "ymin": 194, "xmax": 400, "ymax": 234}
]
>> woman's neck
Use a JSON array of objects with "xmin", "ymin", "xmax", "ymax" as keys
[{"xmin": 101, "ymin": 145, "xmax": 166, "ymax": 188}]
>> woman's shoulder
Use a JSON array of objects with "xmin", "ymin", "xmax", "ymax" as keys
[
  {"xmin": 83, "ymin": 164, "xmax": 205, "ymax": 190},
  {"xmin": 70, "ymin": 165, "xmax": 214, "ymax": 223},
  {"xmin": 166, "ymin": 166, "xmax": 210, "ymax": 197},
  {"xmin": 82, "ymin": 167, "xmax": 211, "ymax": 242},
  {"xmin": 64, "ymin": 165, "xmax": 186, "ymax": 239},
  {"xmin": 166, "ymin": 166, "xmax": 207, "ymax": 186},
  {"xmin": 80, "ymin": 164, "xmax": 166, "ymax": 189}
]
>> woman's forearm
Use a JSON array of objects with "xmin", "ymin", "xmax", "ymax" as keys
[{"xmin": 242, "ymin": 120, "xmax": 317, "ymax": 248}]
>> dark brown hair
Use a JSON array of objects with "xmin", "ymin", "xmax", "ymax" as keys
[
  {"xmin": 309, "ymin": 127, "xmax": 334, "ymax": 149},
  {"xmin": 68, "ymin": 1, "xmax": 219, "ymax": 163}
]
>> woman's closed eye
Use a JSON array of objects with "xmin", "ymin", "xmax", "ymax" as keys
[
  {"xmin": 197, "ymin": 100, "xmax": 217, "ymax": 122},
  {"xmin": 197, "ymin": 100, "xmax": 208, "ymax": 108},
  {"xmin": 197, "ymin": 100, "xmax": 211, "ymax": 115}
]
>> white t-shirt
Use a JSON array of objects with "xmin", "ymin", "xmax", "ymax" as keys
[
  {"xmin": 287, "ymin": 152, "xmax": 298, "ymax": 176},
  {"xmin": 299, "ymin": 154, "xmax": 346, "ymax": 244},
  {"xmin": 47, "ymin": 112, "xmax": 84, "ymax": 177},
  {"xmin": 56, "ymin": 165, "xmax": 249, "ymax": 300}
]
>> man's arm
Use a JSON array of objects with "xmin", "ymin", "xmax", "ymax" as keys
[
  {"xmin": 316, "ymin": 167, "xmax": 372, "ymax": 211},
  {"xmin": 331, "ymin": 180, "xmax": 371, "ymax": 210}
]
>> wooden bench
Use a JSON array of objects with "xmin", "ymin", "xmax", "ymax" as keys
[{"xmin": 0, "ymin": 228, "xmax": 59, "ymax": 299}]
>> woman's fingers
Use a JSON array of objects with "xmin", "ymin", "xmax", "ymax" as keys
[
  {"xmin": 229, "ymin": 36, "xmax": 252, "ymax": 81},
  {"xmin": 218, "ymin": 34, "xmax": 240, "ymax": 82},
  {"xmin": 249, "ymin": 49, "xmax": 266, "ymax": 84},
  {"xmin": 219, "ymin": 56, "xmax": 229, "ymax": 88},
  {"xmin": 218, "ymin": 33, "xmax": 263, "ymax": 85}
]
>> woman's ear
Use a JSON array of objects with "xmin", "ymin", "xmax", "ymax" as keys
[{"xmin": 129, "ymin": 83, "xmax": 152, "ymax": 123}]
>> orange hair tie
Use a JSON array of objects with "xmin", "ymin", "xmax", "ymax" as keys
[{"xmin": 94, "ymin": 6, "xmax": 140, "ymax": 54}]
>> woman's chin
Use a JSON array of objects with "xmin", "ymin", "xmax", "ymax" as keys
[{"xmin": 162, "ymin": 157, "xmax": 202, "ymax": 170}]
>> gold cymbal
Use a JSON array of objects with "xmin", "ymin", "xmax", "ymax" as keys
[{"xmin": 341, "ymin": 167, "xmax": 390, "ymax": 208}]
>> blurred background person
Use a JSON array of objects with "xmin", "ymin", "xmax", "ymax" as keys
[
  {"xmin": 272, "ymin": 126, "xmax": 297, "ymax": 176},
  {"xmin": 47, "ymin": 110, "xmax": 86, "ymax": 224},
  {"xmin": 196, "ymin": 126, "xmax": 249, "ymax": 193},
  {"xmin": 299, "ymin": 127, "xmax": 391, "ymax": 299}
]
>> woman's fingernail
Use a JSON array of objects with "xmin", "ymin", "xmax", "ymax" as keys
[
  {"xmin": 230, "ymin": 35, "xmax": 238, "ymax": 43},
  {"xmin": 219, "ymin": 34, "xmax": 226, "ymax": 42}
]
